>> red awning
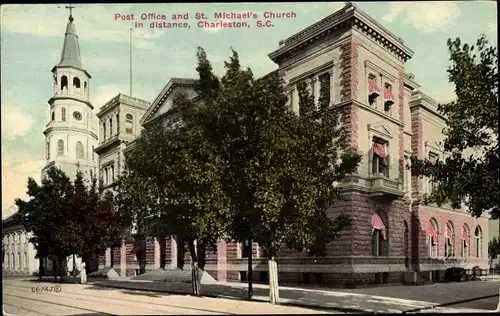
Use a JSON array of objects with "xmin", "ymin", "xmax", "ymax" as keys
[
  {"xmin": 426, "ymin": 223, "xmax": 438, "ymax": 242},
  {"xmin": 462, "ymin": 227, "xmax": 470, "ymax": 246},
  {"xmin": 373, "ymin": 142, "xmax": 387, "ymax": 165},
  {"xmin": 368, "ymin": 79, "xmax": 381, "ymax": 97},
  {"xmin": 384, "ymin": 87, "xmax": 395, "ymax": 105},
  {"xmin": 371, "ymin": 213, "xmax": 386, "ymax": 240}
]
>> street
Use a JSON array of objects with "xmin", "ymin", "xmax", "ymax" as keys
[{"xmin": 2, "ymin": 277, "xmax": 327, "ymax": 315}]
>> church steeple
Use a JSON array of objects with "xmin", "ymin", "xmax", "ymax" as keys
[{"xmin": 58, "ymin": 14, "xmax": 81, "ymax": 68}]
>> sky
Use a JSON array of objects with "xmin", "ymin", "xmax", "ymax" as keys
[{"xmin": 1, "ymin": 1, "xmax": 498, "ymax": 217}]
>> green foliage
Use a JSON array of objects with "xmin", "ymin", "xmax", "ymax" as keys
[
  {"xmin": 16, "ymin": 167, "xmax": 130, "ymax": 262},
  {"xmin": 489, "ymin": 237, "xmax": 500, "ymax": 260},
  {"xmin": 117, "ymin": 46, "xmax": 361, "ymax": 264},
  {"xmin": 175, "ymin": 48, "xmax": 360, "ymax": 257},
  {"xmin": 410, "ymin": 34, "xmax": 499, "ymax": 219}
]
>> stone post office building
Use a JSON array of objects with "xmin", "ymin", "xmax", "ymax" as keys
[
  {"xmin": 94, "ymin": 3, "xmax": 488, "ymax": 287},
  {"xmin": 4, "ymin": 3, "xmax": 488, "ymax": 285}
]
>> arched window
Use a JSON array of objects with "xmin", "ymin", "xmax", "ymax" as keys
[
  {"xmin": 57, "ymin": 139, "xmax": 64, "ymax": 156},
  {"xmin": 61, "ymin": 76, "xmax": 68, "ymax": 91},
  {"xmin": 116, "ymin": 114, "xmax": 120, "ymax": 134},
  {"xmin": 6, "ymin": 253, "xmax": 9, "ymax": 269},
  {"xmin": 76, "ymin": 141, "xmax": 84, "ymax": 159},
  {"xmin": 46, "ymin": 140, "xmax": 50, "ymax": 159},
  {"xmin": 444, "ymin": 221, "xmax": 454, "ymax": 258},
  {"xmin": 17, "ymin": 252, "xmax": 20, "ymax": 269},
  {"xmin": 125, "ymin": 114, "xmax": 133, "ymax": 134},
  {"xmin": 61, "ymin": 108, "xmax": 66, "ymax": 122},
  {"xmin": 427, "ymin": 218, "xmax": 439, "ymax": 258},
  {"xmin": 371, "ymin": 212, "xmax": 387, "ymax": 256},
  {"xmin": 24, "ymin": 252, "xmax": 27, "ymax": 268},
  {"xmin": 475, "ymin": 226, "xmax": 483, "ymax": 257},
  {"xmin": 11, "ymin": 253, "xmax": 15, "ymax": 269},
  {"xmin": 51, "ymin": 111, "xmax": 55, "ymax": 121},
  {"xmin": 103, "ymin": 122, "xmax": 107, "ymax": 140},
  {"xmin": 461, "ymin": 225, "xmax": 470, "ymax": 257},
  {"xmin": 109, "ymin": 117, "xmax": 113, "ymax": 137},
  {"xmin": 73, "ymin": 77, "xmax": 81, "ymax": 89}
]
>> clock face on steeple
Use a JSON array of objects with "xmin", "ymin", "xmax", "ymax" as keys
[{"xmin": 73, "ymin": 111, "xmax": 82, "ymax": 121}]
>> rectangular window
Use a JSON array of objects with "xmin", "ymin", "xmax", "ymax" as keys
[
  {"xmin": 103, "ymin": 123, "xmax": 107, "ymax": 140},
  {"xmin": 372, "ymin": 138, "xmax": 389, "ymax": 177},
  {"xmin": 111, "ymin": 165, "xmax": 115, "ymax": 182},
  {"xmin": 404, "ymin": 155, "xmax": 410, "ymax": 193},
  {"xmin": 383, "ymin": 83, "xmax": 394, "ymax": 116},
  {"xmin": 241, "ymin": 241, "xmax": 252, "ymax": 258},
  {"xmin": 368, "ymin": 74, "xmax": 380, "ymax": 108},
  {"xmin": 105, "ymin": 168, "xmax": 108, "ymax": 185},
  {"xmin": 318, "ymin": 72, "xmax": 331, "ymax": 109},
  {"xmin": 428, "ymin": 152, "xmax": 438, "ymax": 192}
]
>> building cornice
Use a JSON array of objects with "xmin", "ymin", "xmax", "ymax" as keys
[
  {"xmin": 94, "ymin": 134, "xmax": 121, "ymax": 154},
  {"xmin": 269, "ymin": 3, "xmax": 414, "ymax": 65},
  {"xmin": 140, "ymin": 78, "xmax": 197, "ymax": 126},
  {"xmin": 43, "ymin": 126, "xmax": 98, "ymax": 139},
  {"xmin": 97, "ymin": 93, "xmax": 151, "ymax": 118},
  {"xmin": 51, "ymin": 65, "xmax": 92, "ymax": 79},
  {"xmin": 48, "ymin": 95, "xmax": 94, "ymax": 110},
  {"xmin": 409, "ymin": 91, "xmax": 447, "ymax": 123}
]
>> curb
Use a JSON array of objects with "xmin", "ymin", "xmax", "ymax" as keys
[{"xmin": 92, "ymin": 281, "xmax": 372, "ymax": 314}]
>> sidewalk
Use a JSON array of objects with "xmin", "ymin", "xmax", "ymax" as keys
[{"xmin": 90, "ymin": 278, "xmax": 494, "ymax": 313}]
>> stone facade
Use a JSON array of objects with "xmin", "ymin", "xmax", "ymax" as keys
[
  {"xmin": 2, "ymin": 212, "xmax": 39, "ymax": 275},
  {"xmin": 94, "ymin": 3, "xmax": 488, "ymax": 287}
]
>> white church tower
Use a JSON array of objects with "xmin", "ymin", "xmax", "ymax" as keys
[{"xmin": 42, "ymin": 9, "xmax": 98, "ymax": 181}]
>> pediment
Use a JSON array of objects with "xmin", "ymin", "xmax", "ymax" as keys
[
  {"xmin": 367, "ymin": 121, "xmax": 392, "ymax": 139},
  {"xmin": 425, "ymin": 141, "xmax": 444, "ymax": 153},
  {"xmin": 140, "ymin": 78, "xmax": 197, "ymax": 126}
]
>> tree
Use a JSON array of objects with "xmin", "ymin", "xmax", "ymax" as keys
[
  {"xmin": 115, "ymin": 61, "xmax": 230, "ymax": 295},
  {"xmin": 178, "ymin": 48, "xmax": 361, "ymax": 303},
  {"xmin": 489, "ymin": 237, "xmax": 500, "ymax": 267},
  {"xmin": 410, "ymin": 35, "xmax": 498, "ymax": 219},
  {"xmin": 16, "ymin": 167, "xmax": 74, "ymax": 280},
  {"xmin": 16, "ymin": 167, "xmax": 130, "ymax": 277}
]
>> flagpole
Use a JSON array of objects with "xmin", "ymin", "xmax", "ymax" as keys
[{"xmin": 130, "ymin": 28, "xmax": 133, "ymax": 97}]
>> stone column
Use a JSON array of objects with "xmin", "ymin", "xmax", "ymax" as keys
[
  {"xmin": 21, "ymin": 231, "xmax": 25, "ymax": 273},
  {"xmin": 292, "ymin": 88, "xmax": 299, "ymax": 114},
  {"xmin": 329, "ymin": 69, "xmax": 334, "ymax": 106},
  {"xmin": 216, "ymin": 239, "xmax": 227, "ymax": 282},
  {"xmin": 154, "ymin": 237, "xmax": 160, "ymax": 269},
  {"xmin": 312, "ymin": 77, "xmax": 319, "ymax": 108},
  {"xmin": 170, "ymin": 237, "xmax": 178, "ymax": 269},
  {"xmin": 105, "ymin": 248, "xmax": 111, "ymax": 267},
  {"xmin": 120, "ymin": 243, "xmax": 126, "ymax": 277}
]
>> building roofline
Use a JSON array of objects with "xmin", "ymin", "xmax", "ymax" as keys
[
  {"xmin": 140, "ymin": 78, "xmax": 197, "ymax": 126},
  {"xmin": 269, "ymin": 3, "xmax": 414, "ymax": 64}
]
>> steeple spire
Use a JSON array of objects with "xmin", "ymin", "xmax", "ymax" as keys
[
  {"xmin": 58, "ymin": 4, "xmax": 81, "ymax": 68},
  {"xmin": 66, "ymin": 4, "xmax": 75, "ymax": 22}
]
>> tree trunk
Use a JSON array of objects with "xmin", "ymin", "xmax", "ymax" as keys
[
  {"xmin": 159, "ymin": 235, "xmax": 166, "ymax": 269},
  {"xmin": 248, "ymin": 238, "xmax": 253, "ymax": 300},
  {"xmin": 187, "ymin": 239, "xmax": 201, "ymax": 296},
  {"xmin": 268, "ymin": 257, "xmax": 280, "ymax": 304},
  {"xmin": 39, "ymin": 258, "xmax": 45, "ymax": 280},
  {"xmin": 72, "ymin": 254, "xmax": 76, "ymax": 276}
]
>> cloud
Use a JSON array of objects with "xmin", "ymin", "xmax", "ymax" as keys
[
  {"xmin": 1, "ymin": 106, "xmax": 34, "ymax": 140},
  {"xmin": 382, "ymin": 2, "xmax": 461, "ymax": 33},
  {"xmin": 1, "ymin": 4, "xmax": 163, "ymax": 50},
  {"xmin": 91, "ymin": 83, "xmax": 156, "ymax": 109},
  {"xmin": 1, "ymin": 152, "xmax": 45, "ymax": 213}
]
